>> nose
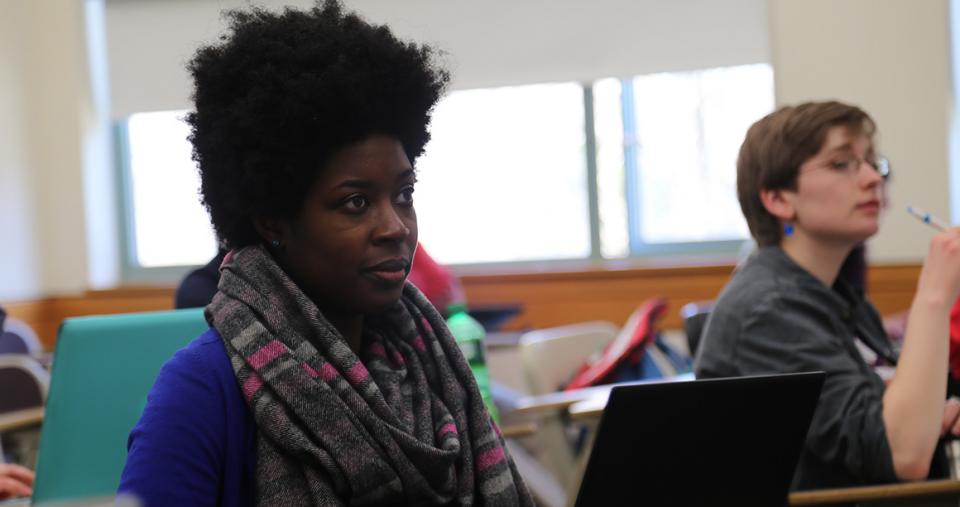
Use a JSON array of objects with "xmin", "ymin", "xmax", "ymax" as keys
[
  {"xmin": 373, "ymin": 203, "xmax": 412, "ymax": 244},
  {"xmin": 858, "ymin": 159, "xmax": 884, "ymax": 188}
]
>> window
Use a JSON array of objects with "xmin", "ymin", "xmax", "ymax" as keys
[
  {"xmin": 120, "ymin": 111, "xmax": 217, "ymax": 269},
  {"xmin": 414, "ymin": 83, "xmax": 591, "ymax": 264},
  {"xmin": 595, "ymin": 63, "xmax": 774, "ymax": 255},
  {"xmin": 117, "ymin": 64, "xmax": 774, "ymax": 273}
]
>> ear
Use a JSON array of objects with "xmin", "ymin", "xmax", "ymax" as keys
[
  {"xmin": 758, "ymin": 187, "xmax": 797, "ymax": 222},
  {"xmin": 253, "ymin": 217, "xmax": 287, "ymax": 245}
]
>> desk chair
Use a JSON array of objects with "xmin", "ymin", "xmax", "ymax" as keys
[
  {"xmin": 31, "ymin": 309, "xmax": 208, "ymax": 505},
  {"xmin": 515, "ymin": 321, "xmax": 618, "ymax": 505},
  {"xmin": 519, "ymin": 322, "xmax": 619, "ymax": 395},
  {"xmin": 0, "ymin": 356, "xmax": 48, "ymax": 414},
  {"xmin": 680, "ymin": 300, "xmax": 714, "ymax": 357},
  {"xmin": 0, "ymin": 355, "xmax": 49, "ymax": 468},
  {"xmin": 0, "ymin": 317, "xmax": 42, "ymax": 357}
]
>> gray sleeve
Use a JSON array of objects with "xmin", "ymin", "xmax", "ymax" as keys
[{"xmin": 736, "ymin": 303, "xmax": 898, "ymax": 483}]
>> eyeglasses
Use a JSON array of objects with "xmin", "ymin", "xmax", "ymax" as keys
[{"xmin": 827, "ymin": 155, "xmax": 891, "ymax": 181}]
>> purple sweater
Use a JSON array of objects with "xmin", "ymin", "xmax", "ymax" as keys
[{"xmin": 119, "ymin": 328, "xmax": 257, "ymax": 507}]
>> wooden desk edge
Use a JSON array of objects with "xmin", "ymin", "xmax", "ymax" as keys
[
  {"xmin": 511, "ymin": 374, "xmax": 696, "ymax": 416},
  {"xmin": 511, "ymin": 388, "xmax": 604, "ymax": 415},
  {"xmin": 511, "ymin": 398, "xmax": 583, "ymax": 415},
  {"xmin": 499, "ymin": 422, "xmax": 537, "ymax": 439},
  {"xmin": 0, "ymin": 407, "xmax": 44, "ymax": 432},
  {"xmin": 568, "ymin": 402, "xmax": 605, "ymax": 420},
  {"xmin": 789, "ymin": 479, "xmax": 960, "ymax": 505}
]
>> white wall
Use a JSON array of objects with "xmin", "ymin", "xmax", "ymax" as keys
[
  {"xmin": 0, "ymin": 1, "xmax": 41, "ymax": 300},
  {"xmin": 0, "ymin": 0, "xmax": 111, "ymax": 301},
  {"xmin": 770, "ymin": 0, "xmax": 953, "ymax": 263}
]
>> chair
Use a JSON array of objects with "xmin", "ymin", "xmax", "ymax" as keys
[
  {"xmin": 680, "ymin": 300, "xmax": 715, "ymax": 357},
  {"xmin": 519, "ymin": 321, "xmax": 619, "ymax": 395},
  {"xmin": 31, "ymin": 308, "xmax": 208, "ymax": 505},
  {"xmin": 515, "ymin": 321, "xmax": 618, "ymax": 504},
  {"xmin": 0, "ymin": 354, "xmax": 49, "ymax": 470},
  {"xmin": 0, "ymin": 355, "xmax": 48, "ymax": 414},
  {"xmin": 0, "ymin": 315, "xmax": 43, "ymax": 357}
]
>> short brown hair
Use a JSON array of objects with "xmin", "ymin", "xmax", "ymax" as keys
[{"xmin": 737, "ymin": 101, "xmax": 876, "ymax": 246}]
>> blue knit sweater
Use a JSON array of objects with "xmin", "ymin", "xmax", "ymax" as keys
[{"xmin": 118, "ymin": 328, "xmax": 256, "ymax": 507}]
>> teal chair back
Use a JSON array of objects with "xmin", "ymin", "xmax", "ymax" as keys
[{"xmin": 32, "ymin": 309, "xmax": 208, "ymax": 504}]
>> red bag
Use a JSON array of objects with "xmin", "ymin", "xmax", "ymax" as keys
[{"xmin": 564, "ymin": 298, "xmax": 668, "ymax": 391}]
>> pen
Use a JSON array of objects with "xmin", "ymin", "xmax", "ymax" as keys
[{"xmin": 906, "ymin": 205, "xmax": 950, "ymax": 232}]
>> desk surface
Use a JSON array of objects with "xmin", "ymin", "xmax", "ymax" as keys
[
  {"xmin": 0, "ymin": 406, "xmax": 43, "ymax": 432},
  {"xmin": 512, "ymin": 373, "xmax": 695, "ymax": 417},
  {"xmin": 788, "ymin": 479, "xmax": 960, "ymax": 505},
  {"xmin": 499, "ymin": 421, "xmax": 536, "ymax": 439}
]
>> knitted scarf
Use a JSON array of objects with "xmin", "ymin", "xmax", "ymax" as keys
[{"xmin": 206, "ymin": 245, "xmax": 533, "ymax": 506}]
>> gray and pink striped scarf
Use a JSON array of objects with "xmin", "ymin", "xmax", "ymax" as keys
[{"xmin": 206, "ymin": 245, "xmax": 533, "ymax": 506}]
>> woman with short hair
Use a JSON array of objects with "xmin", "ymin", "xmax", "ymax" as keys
[{"xmin": 696, "ymin": 101, "xmax": 960, "ymax": 490}]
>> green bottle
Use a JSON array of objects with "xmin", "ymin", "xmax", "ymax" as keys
[{"xmin": 446, "ymin": 304, "xmax": 498, "ymax": 422}]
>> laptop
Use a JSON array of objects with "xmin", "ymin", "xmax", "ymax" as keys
[{"xmin": 573, "ymin": 371, "xmax": 825, "ymax": 507}]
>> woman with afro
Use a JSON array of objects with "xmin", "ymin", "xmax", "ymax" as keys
[{"xmin": 118, "ymin": 2, "xmax": 533, "ymax": 505}]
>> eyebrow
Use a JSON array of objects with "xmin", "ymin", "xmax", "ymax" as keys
[
  {"xmin": 333, "ymin": 168, "xmax": 416, "ymax": 189},
  {"xmin": 397, "ymin": 169, "xmax": 416, "ymax": 182},
  {"xmin": 823, "ymin": 143, "xmax": 855, "ymax": 155}
]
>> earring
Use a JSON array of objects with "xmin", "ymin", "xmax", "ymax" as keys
[
  {"xmin": 270, "ymin": 239, "xmax": 280, "ymax": 248},
  {"xmin": 783, "ymin": 223, "xmax": 794, "ymax": 237}
]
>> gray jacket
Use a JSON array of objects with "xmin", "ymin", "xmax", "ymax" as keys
[{"xmin": 695, "ymin": 246, "xmax": 909, "ymax": 490}]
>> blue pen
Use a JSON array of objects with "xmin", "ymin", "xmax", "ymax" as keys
[{"xmin": 906, "ymin": 205, "xmax": 950, "ymax": 232}]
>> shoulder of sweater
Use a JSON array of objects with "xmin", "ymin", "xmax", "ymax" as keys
[{"xmin": 164, "ymin": 327, "xmax": 235, "ymax": 384}]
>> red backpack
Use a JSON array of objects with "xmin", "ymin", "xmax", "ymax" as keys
[{"xmin": 564, "ymin": 298, "xmax": 691, "ymax": 391}]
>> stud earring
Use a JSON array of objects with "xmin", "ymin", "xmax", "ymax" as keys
[
  {"xmin": 270, "ymin": 239, "xmax": 280, "ymax": 248},
  {"xmin": 783, "ymin": 223, "xmax": 794, "ymax": 237}
]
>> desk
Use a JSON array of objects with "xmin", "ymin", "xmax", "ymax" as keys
[
  {"xmin": 499, "ymin": 422, "xmax": 537, "ymax": 439},
  {"xmin": 788, "ymin": 479, "xmax": 960, "ymax": 506},
  {"xmin": 511, "ymin": 373, "xmax": 695, "ymax": 417},
  {"xmin": 485, "ymin": 331, "xmax": 523, "ymax": 349},
  {"xmin": 0, "ymin": 407, "xmax": 44, "ymax": 432}
]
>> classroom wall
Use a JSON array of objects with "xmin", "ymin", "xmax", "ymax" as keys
[
  {"xmin": 106, "ymin": 0, "xmax": 771, "ymax": 116},
  {"xmin": 0, "ymin": 1, "xmax": 40, "ymax": 300},
  {"xmin": 0, "ymin": 0, "xmax": 954, "ymax": 303},
  {"xmin": 0, "ymin": 0, "xmax": 96, "ymax": 301},
  {"xmin": 770, "ymin": 0, "xmax": 954, "ymax": 263}
]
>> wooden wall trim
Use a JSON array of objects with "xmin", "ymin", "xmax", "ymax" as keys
[
  {"xmin": 4, "ymin": 288, "xmax": 176, "ymax": 351},
  {"xmin": 2, "ymin": 263, "xmax": 922, "ymax": 351}
]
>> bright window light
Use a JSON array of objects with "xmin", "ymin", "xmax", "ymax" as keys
[
  {"xmin": 415, "ymin": 83, "xmax": 591, "ymax": 265},
  {"xmin": 614, "ymin": 63, "xmax": 774, "ymax": 245},
  {"xmin": 126, "ymin": 111, "xmax": 217, "ymax": 267}
]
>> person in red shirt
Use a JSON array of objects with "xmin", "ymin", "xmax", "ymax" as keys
[{"xmin": 407, "ymin": 243, "xmax": 465, "ymax": 317}]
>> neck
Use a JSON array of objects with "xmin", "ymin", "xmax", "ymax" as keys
[
  {"xmin": 779, "ymin": 232, "xmax": 855, "ymax": 288},
  {"xmin": 324, "ymin": 311, "xmax": 365, "ymax": 355},
  {"xmin": 273, "ymin": 253, "xmax": 365, "ymax": 355}
]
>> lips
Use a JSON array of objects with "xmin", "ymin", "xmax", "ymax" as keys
[
  {"xmin": 362, "ymin": 258, "xmax": 410, "ymax": 285},
  {"xmin": 857, "ymin": 200, "xmax": 881, "ymax": 212}
]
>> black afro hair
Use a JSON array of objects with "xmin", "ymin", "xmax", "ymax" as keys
[{"xmin": 186, "ymin": 0, "xmax": 449, "ymax": 248}]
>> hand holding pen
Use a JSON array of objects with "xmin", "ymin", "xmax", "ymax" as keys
[{"xmin": 906, "ymin": 205, "xmax": 960, "ymax": 309}]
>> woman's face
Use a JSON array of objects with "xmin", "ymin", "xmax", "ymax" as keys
[
  {"xmin": 784, "ymin": 125, "xmax": 886, "ymax": 245},
  {"xmin": 273, "ymin": 135, "xmax": 418, "ymax": 317}
]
